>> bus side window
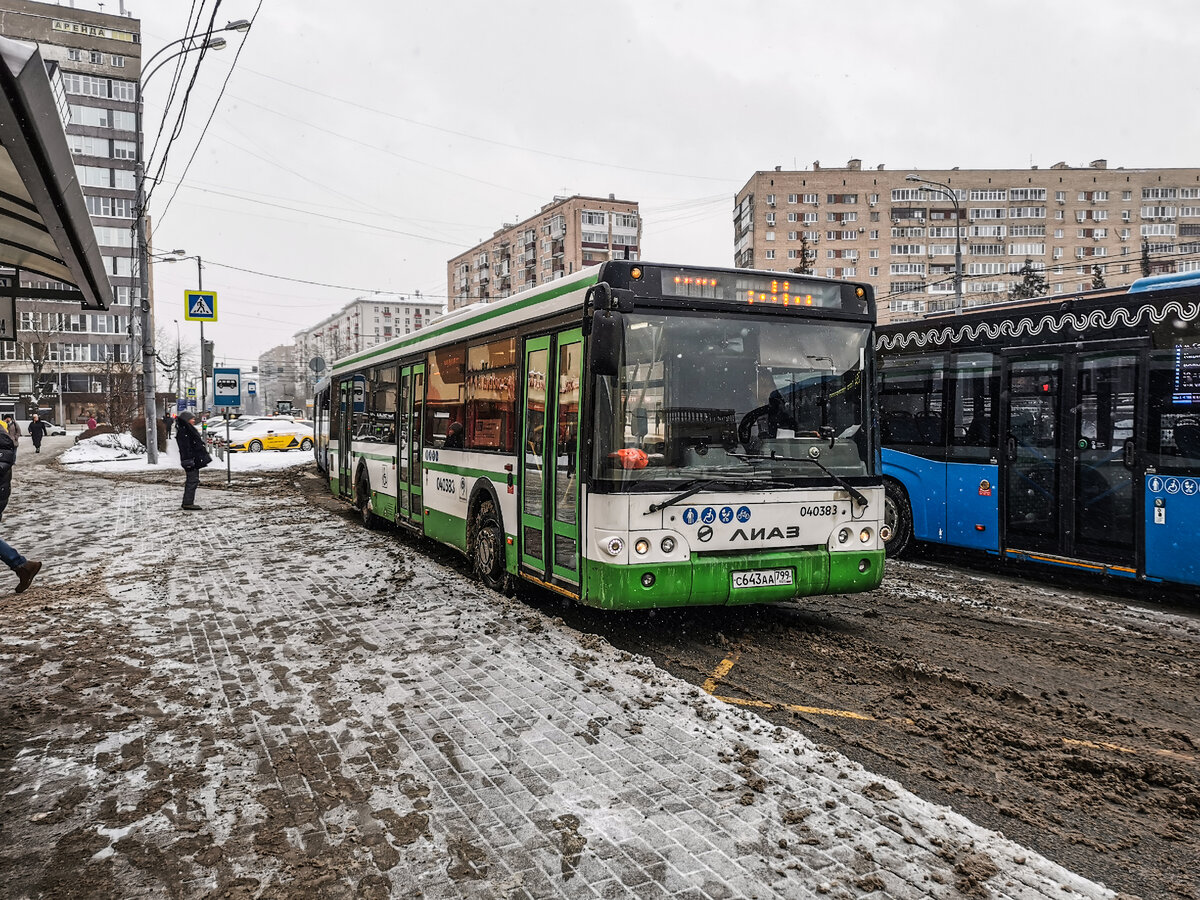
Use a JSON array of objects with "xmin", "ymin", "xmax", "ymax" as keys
[{"xmin": 949, "ymin": 352, "xmax": 998, "ymax": 459}]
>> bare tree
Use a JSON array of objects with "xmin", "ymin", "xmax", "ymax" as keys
[
  {"xmin": 15, "ymin": 306, "xmax": 68, "ymax": 414},
  {"xmin": 85, "ymin": 355, "xmax": 139, "ymax": 429}
]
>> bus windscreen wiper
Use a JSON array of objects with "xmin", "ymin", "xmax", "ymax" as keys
[
  {"xmin": 644, "ymin": 479, "xmax": 719, "ymax": 515},
  {"xmin": 727, "ymin": 450, "xmax": 868, "ymax": 508}
]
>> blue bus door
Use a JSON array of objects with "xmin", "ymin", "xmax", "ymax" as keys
[
  {"xmin": 1004, "ymin": 353, "xmax": 1139, "ymax": 568},
  {"xmin": 1004, "ymin": 359, "xmax": 1062, "ymax": 554},
  {"xmin": 1071, "ymin": 352, "xmax": 1139, "ymax": 568}
]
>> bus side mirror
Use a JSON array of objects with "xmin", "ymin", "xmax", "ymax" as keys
[{"xmin": 590, "ymin": 310, "xmax": 622, "ymax": 376}]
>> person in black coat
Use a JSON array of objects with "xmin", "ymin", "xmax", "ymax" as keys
[
  {"xmin": 175, "ymin": 409, "xmax": 211, "ymax": 510},
  {"xmin": 0, "ymin": 425, "xmax": 40, "ymax": 592},
  {"xmin": 27, "ymin": 414, "xmax": 48, "ymax": 454}
]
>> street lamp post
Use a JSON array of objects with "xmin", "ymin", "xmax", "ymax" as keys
[
  {"xmin": 906, "ymin": 174, "xmax": 963, "ymax": 315},
  {"xmin": 163, "ymin": 253, "xmax": 206, "ymax": 413},
  {"xmin": 134, "ymin": 20, "xmax": 250, "ymax": 463}
]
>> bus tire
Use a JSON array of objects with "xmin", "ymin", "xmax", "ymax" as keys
[
  {"xmin": 883, "ymin": 479, "xmax": 913, "ymax": 558},
  {"xmin": 357, "ymin": 471, "xmax": 379, "ymax": 530},
  {"xmin": 471, "ymin": 498, "xmax": 510, "ymax": 594}
]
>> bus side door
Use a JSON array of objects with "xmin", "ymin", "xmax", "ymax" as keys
[
  {"xmin": 397, "ymin": 363, "xmax": 425, "ymax": 524},
  {"xmin": 337, "ymin": 378, "xmax": 354, "ymax": 499},
  {"xmin": 519, "ymin": 329, "xmax": 582, "ymax": 586}
]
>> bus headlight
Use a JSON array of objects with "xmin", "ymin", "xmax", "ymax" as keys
[
  {"xmin": 838, "ymin": 527, "xmax": 852, "ymax": 544},
  {"xmin": 660, "ymin": 536, "xmax": 676, "ymax": 554},
  {"xmin": 605, "ymin": 537, "xmax": 624, "ymax": 556},
  {"xmin": 859, "ymin": 528, "xmax": 873, "ymax": 543},
  {"xmin": 634, "ymin": 538, "xmax": 650, "ymax": 555},
  {"xmin": 879, "ymin": 524, "xmax": 893, "ymax": 542}
]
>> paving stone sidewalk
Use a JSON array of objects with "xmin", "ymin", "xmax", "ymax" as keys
[{"xmin": 0, "ymin": 462, "xmax": 1121, "ymax": 899}]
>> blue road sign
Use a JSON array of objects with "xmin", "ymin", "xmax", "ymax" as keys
[
  {"xmin": 185, "ymin": 290, "xmax": 218, "ymax": 322},
  {"xmin": 213, "ymin": 367, "xmax": 241, "ymax": 408}
]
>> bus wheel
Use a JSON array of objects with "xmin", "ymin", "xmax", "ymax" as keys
[
  {"xmin": 883, "ymin": 480, "xmax": 912, "ymax": 558},
  {"xmin": 471, "ymin": 498, "xmax": 511, "ymax": 594},
  {"xmin": 357, "ymin": 474, "xmax": 378, "ymax": 530}
]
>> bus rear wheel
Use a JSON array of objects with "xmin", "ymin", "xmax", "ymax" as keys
[
  {"xmin": 471, "ymin": 498, "xmax": 510, "ymax": 594},
  {"xmin": 883, "ymin": 480, "xmax": 913, "ymax": 558}
]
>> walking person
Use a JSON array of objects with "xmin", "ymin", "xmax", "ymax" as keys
[
  {"xmin": 175, "ymin": 409, "xmax": 211, "ymax": 510},
  {"xmin": 86, "ymin": 413, "xmax": 97, "ymax": 431},
  {"xmin": 27, "ymin": 414, "xmax": 48, "ymax": 454},
  {"xmin": 0, "ymin": 421, "xmax": 40, "ymax": 592},
  {"xmin": 163, "ymin": 408, "xmax": 174, "ymax": 439}
]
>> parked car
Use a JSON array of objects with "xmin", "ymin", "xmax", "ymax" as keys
[{"xmin": 221, "ymin": 419, "xmax": 314, "ymax": 453}]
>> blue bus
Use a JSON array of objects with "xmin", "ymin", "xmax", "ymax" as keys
[{"xmin": 877, "ymin": 272, "xmax": 1200, "ymax": 589}]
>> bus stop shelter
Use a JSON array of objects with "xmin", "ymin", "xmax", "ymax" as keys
[{"xmin": 0, "ymin": 34, "xmax": 113, "ymax": 328}]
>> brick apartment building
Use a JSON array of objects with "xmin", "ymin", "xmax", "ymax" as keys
[
  {"xmin": 736, "ymin": 159, "xmax": 1200, "ymax": 322},
  {"xmin": 446, "ymin": 194, "xmax": 641, "ymax": 311}
]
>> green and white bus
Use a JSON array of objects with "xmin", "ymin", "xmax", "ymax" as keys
[{"xmin": 316, "ymin": 260, "xmax": 884, "ymax": 610}]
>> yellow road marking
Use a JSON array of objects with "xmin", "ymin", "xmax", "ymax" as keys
[
  {"xmin": 702, "ymin": 653, "xmax": 875, "ymax": 721},
  {"xmin": 1062, "ymin": 738, "xmax": 1197, "ymax": 763},
  {"xmin": 702, "ymin": 654, "xmax": 738, "ymax": 694},
  {"xmin": 701, "ymin": 655, "xmax": 1195, "ymax": 760}
]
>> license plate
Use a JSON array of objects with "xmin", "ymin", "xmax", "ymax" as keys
[{"xmin": 731, "ymin": 568, "xmax": 794, "ymax": 589}]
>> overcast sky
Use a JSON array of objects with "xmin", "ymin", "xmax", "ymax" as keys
[{"xmin": 103, "ymin": 0, "xmax": 1199, "ymax": 373}]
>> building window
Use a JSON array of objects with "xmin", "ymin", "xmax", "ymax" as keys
[
  {"xmin": 67, "ymin": 48, "xmax": 81, "ymax": 61},
  {"xmin": 764, "ymin": 250, "xmax": 775, "ymax": 260},
  {"xmin": 90, "ymin": 51, "xmax": 103, "ymax": 64},
  {"xmin": 111, "ymin": 55, "xmax": 125, "ymax": 68}
]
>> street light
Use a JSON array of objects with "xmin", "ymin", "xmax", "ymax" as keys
[
  {"xmin": 162, "ymin": 252, "xmax": 207, "ymax": 414},
  {"xmin": 135, "ymin": 20, "xmax": 251, "ymax": 464},
  {"xmin": 906, "ymin": 174, "xmax": 963, "ymax": 315}
]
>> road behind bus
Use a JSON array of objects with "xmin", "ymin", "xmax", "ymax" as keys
[{"xmin": 552, "ymin": 551, "xmax": 1200, "ymax": 900}]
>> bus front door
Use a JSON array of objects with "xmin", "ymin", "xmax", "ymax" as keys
[
  {"xmin": 397, "ymin": 363, "xmax": 425, "ymax": 524},
  {"xmin": 337, "ymin": 378, "xmax": 354, "ymax": 499},
  {"xmin": 519, "ymin": 329, "xmax": 582, "ymax": 587}
]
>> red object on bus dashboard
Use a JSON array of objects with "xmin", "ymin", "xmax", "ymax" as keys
[{"xmin": 609, "ymin": 448, "xmax": 649, "ymax": 469}]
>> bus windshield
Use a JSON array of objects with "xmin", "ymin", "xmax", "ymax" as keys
[{"xmin": 592, "ymin": 311, "xmax": 871, "ymax": 489}]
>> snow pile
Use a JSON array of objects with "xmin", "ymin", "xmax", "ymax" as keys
[{"xmin": 60, "ymin": 432, "xmax": 146, "ymax": 464}]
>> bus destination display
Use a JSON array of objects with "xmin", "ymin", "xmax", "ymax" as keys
[{"xmin": 657, "ymin": 267, "xmax": 864, "ymax": 312}]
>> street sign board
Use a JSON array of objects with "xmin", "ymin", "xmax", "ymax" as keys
[
  {"xmin": 186, "ymin": 386, "xmax": 196, "ymax": 398},
  {"xmin": 213, "ymin": 367, "xmax": 241, "ymax": 408},
  {"xmin": 185, "ymin": 290, "xmax": 218, "ymax": 322},
  {"xmin": 247, "ymin": 380, "xmax": 257, "ymax": 395}
]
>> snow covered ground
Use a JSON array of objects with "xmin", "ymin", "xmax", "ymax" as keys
[{"xmin": 58, "ymin": 429, "xmax": 312, "ymax": 474}]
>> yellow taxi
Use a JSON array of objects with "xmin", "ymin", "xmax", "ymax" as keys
[{"xmin": 222, "ymin": 418, "xmax": 314, "ymax": 453}]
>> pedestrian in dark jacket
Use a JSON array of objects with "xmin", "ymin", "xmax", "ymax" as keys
[
  {"xmin": 0, "ymin": 427, "xmax": 40, "ymax": 593},
  {"xmin": 175, "ymin": 409, "xmax": 211, "ymax": 510},
  {"xmin": 27, "ymin": 414, "xmax": 48, "ymax": 454}
]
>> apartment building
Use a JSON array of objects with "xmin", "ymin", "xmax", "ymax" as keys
[
  {"xmin": 735, "ymin": 159, "xmax": 1200, "ymax": 322},
  {"xmin": 446, "ymin": 194, "xmax": 641, "ymax": 311},
  {"xmin": 283, "ymin": 295, "xmax": 444, "ymax": 400},
  {"xmin": 0, "ymin": 0, "xmax": 140, "ymax": 420}
]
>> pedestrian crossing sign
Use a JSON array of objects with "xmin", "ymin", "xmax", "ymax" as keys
[{"xmin": 184, "ymin": 290, "xmax": 218, "ymax": 322}]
